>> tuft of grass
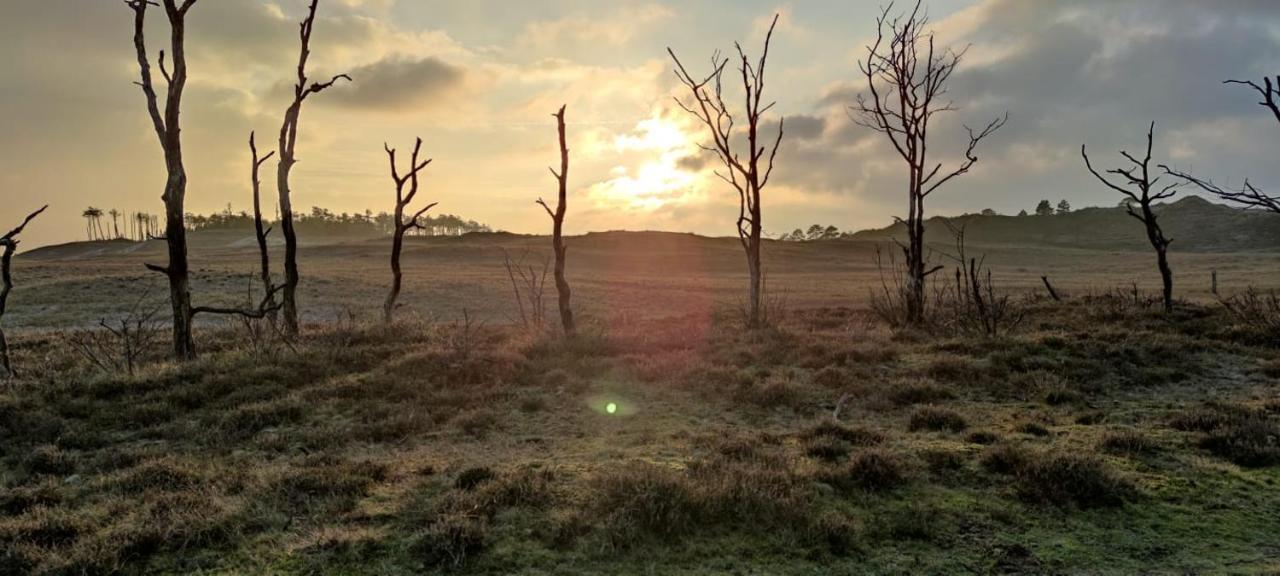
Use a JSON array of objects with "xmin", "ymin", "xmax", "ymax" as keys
[
  {"xmin": 980, "ymin": 443, "xmax": 1032, "ymax": 475},
  {"xmin": 1171, "ymin": 403, "xmax": 1280, "ymax": 467},
  {"xmin": 1012, "ymin": 452, "xmax": 1131, "ymax": 508},
  {"xmin": 1013, "ymin": 421, "xmax": 1051, "ymax": 437},
  {"xmin": 412, "ymin": 513, "xmax": 488, "ymax": 569},
  {"xmin": 819, "ymin": 449, "xmax": 910, "ymax": 493},
  {"xmin": 908, "ymin": 406, "xmax": 968, "ymax": 433},
  {"xmin": 1100, "ymin": 429, "xmax": 1159, "ymax": 456},
  {"xmin": 798, "ymin": 421, "xmax": 885, "ymax": 446}
]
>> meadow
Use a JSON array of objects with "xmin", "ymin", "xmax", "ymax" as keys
[{"xmin": 2, "ymin": 233, "xmax": 1280, "ymax": 574}]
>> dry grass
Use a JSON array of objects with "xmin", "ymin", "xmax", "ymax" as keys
[{"xmin": 2, "ymin": 236, "xmax": 1280, "ymax": 573}]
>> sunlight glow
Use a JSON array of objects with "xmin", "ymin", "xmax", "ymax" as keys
[{"xmin": 588, "ymin": 115, "xmax": 706, "ymax": 213}]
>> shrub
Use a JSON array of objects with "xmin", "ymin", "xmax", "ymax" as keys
[
  {"xmin": 920, "ymin": 448, "xmax": 966, "ymax": 475},
  {"xmin": 889, "ymin": 381, "xmax": 955, "ymax": 406},
  {"xmin": 1200, "ymin": 418, "xmax": 1280, "ymax": 468},
  {"xmin": 811, "ymin": 366, "xmax": 849, "ymax": 388},
  {"xmin": 1013, "ymin": 453, "xmax": 1130, "ymax": 508},
  {"xmin": 1043, "ymin": 388, "xmax": 1084, "ymax": 406},
  {"xmin": 412, "ymin": 513, "xmax": 488, "ymax": 569},
  {"xmin": 1013, "ymin": 422, "xmax": 1051, "ymax": 437},
  {"xmin": 820, "ymin": 450, "xmax": 909, "ymax": 492},
  {"xmin": 908, "ymin": 406, "xmax": 968, "ymax": 433},
  {"xmin": 979, "ymin": 443, "xmax": 1031, "ymax": 475},
  {"xmin": 1099, "ymin": 430, "xmax": 1159, "ymax": 456}
]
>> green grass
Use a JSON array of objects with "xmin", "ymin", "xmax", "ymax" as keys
[{"xmin": 2, "ymin": 298, "xmax": 1280, "ymax": 574}]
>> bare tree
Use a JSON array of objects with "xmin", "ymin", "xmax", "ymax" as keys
[
  {"xmin": 1164, "ymin": 76, "xmax": 1280, "ymax": 213},
  {"xmin": 537, "ymin": 106, "xmax": 576, "ymax": 336},
  {"xmin": 669, "ymin": 15, "xmax": 784, "ymax": 328},
  {"xmin": 382, "ymin": 138, "xmax": 437, "ymax": 324},
  {"xmin": 1083, "ymin": 122, "xmax": 1179, "ymax": 313},
  {"xmin": 276, "ymin": 0, "xmax": 351, "ymax": 335},
  {"xmin": 850, "ymin": 1, "xmax": 1007, "ymax": 325},
  {"xmin": 502, "ymin": 248, "xmax": 549, "ymax": 330},
  {"xmin": 1, "ymin": 206, "xmax": 47, "ymax": 378},
  {"xmin": 108, "ymin": 209, "xmax": 121, "ymax": 240},
  {"xmin": 126, "ymin": 0, "xmax": 200, "ymax": 359},
  {"xmin": 249, "ymin": 132, "xmax": 277, "ymax": 315}
]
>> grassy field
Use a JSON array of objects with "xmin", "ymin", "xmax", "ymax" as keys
[
  {"xmin": 7, "ymin": 230, "xmax": 1280, "ymax": 329},
  {"xmin": 2, "ymin": 233, "xmax": 1280, "ymax": 574}
]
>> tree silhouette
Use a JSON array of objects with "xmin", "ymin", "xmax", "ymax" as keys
[
  {"xmin": 382, "ymin": 138, "xmax": 436, "ymax": 324},
  {"xmin": 1083, "ymin": 122, "xmax": 1179, "ymax": 313},
  {"xmin": 1, "ymin": 206, "xmax": 47, "ymax": 378},
  {"xmin": 276, "ymin": 0, "xmax": 352, "ymax": 335},
  {"xmin": 538, "ymin": 106, "xmax": 575, "ymax": 336},
  {"xmin": 669, "ymin": 14, "xmax": 784, "ymax": 328},
  {"xmin": 125, "ymin": 0, "xmax": 200, "ymax": 359},
  {"xmin": 850, "ymin": 1, "xmax": 1007, "ymax": 325},
  {"xmin": 1165, "ymin": 75, "xmax": 1280, "ymax": 213}
]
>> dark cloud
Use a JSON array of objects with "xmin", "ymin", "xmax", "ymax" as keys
[
  {"xmin": 772, "ymin": 0, "xmax": 1280, "ymax": 223},
  {"xmin": 323, "ymin": 57, "xmax": 468, "ymax": 111}
]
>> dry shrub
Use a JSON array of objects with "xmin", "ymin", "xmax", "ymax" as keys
[
  {"xmin": 818, "ymin": 449, "xmax": 910, "ymax": 493},
  {"xmin": 1013, "ymin": 453, "xmax": 1131, "ymax": 508},
  {"xmin": 1099, "ymin": 429, "xmax": 1159, "ymax": 456},
  {"xmin": 889, "ymin": 380, "xmax": 955, "ymax": 406},
  {"xmin": 908, "ymin": 406, "xmax": 968, "ymax": 433},
  {"xmin": 1171, "ymin": 402, "xmax": 1280, "ymax": 467}
]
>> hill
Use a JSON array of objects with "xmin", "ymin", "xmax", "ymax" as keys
[{"xmin": 851, "ymin": 196, "xmax": 1280, "ymax": 252}]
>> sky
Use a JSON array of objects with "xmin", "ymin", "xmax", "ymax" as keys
[{"xmin": 3, "ymin": 0, "xmax": 1280, "ymax": 248}]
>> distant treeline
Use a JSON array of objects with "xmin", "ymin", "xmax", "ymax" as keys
[{"xmin": 184, "ymin": 206, "xmax": 491, "ymax": 237}]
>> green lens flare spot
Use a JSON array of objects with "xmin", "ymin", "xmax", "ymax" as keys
[{"xmin": 606, "ymin": 402, "xmax": 618, "ymax": 415}]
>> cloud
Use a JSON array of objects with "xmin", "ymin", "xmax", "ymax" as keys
[
  {"xmin": 517, "ymin": 4, "xmax": 674, "ymax": 53},
  {"xmin": 322, "ymin": 56, "xmax": 469, "ymax": 111}
]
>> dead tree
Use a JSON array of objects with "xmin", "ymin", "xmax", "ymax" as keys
[
  {"xmin": 537, "ymin": 106, "xmax": 575, "ymax": 336},
  {"xmin": 1, "ymin": 206, "xmax": 47, "ymax": 378},
  {"xmin": 669, "ymin": 15, "xmax": 784, "ymax": 328},
  {"xmin": 276, "ymin": 0, "xmax": 351, "ymax": 335},
  {"xmin": 1164, "ymin": 76, "xmax": 1280, "ymax": 213},
  {"xmin": 1082, "ymin": 122, "xmax": 1179, "ymax": 313},
  {"xmin": 249, "ymin": 132, "xmax": 277, "ymax": 315},
  {"xmin": 382, "ymin": 138, "xmax": 436, "ymax": 324},
  {"xmin": 850, "ymin": 1, "xmax": 1007, "ymax": 325},
  {"xmin": 126, "ymin": 0, "xmax": 200, "ymax": 359}
]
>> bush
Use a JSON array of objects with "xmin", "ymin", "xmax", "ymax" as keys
[
  {"xmin": 980, "ymin": 443, "xmax": 1031, "ymax": 475},
  {"xmin": 412, "ymin": 514, "xmax": 488, "ymax": 569},
  {"xmin": 889, "ymin": 381, "xmax": 955, "ymax": 406},
  {"xmin": 1171, "ymin": 403, "xmax": 1280, "ymax": 467},
  {"xmin": 1100, "ymin": 430, "xmax": 1159, "ymax": 456},
  {"xmin": 1014, "ymin": 453, "xmax": 1130, "ymax": 508},
  {"xmin": 908, "ymin": 406, "xmax": 968, "ymax": 433},
  {"xmin": 455, "ymin": 467, "xmax": 495, "ymax": 491},
  {"xmin": 1013, "ymin": 422, "xmax": 1051, "ymax": 437},
  {"xmin": 820, "ymin": 449, "xmax": 909, "ymax": 493}
]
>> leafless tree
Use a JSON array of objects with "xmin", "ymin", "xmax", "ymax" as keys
[
  {"xmin": 1164, "ymin": 75, "xmax": 1280, "ymax": 213},
  {"xmin": 68, "ymin": 288, "xmax": 165, "ymax": 376},
  {"xmin": 537, "ymin": 106, "xmax": 576, "ymax": 336},
  {"xmin": 1083, "ymin": 122, "xmax": 1179, "ymax": 313},
  {"xmin": 126, "ymin": 0, "xmax": 200, "ymax": 359},
  {"xmin": 276, "ymin": 0, "xmax": 351, "ymax": 335},
  {"xmin": 249, "ymin": 132, "xmax": 277, "ymax": 316},
  {"xmin": 382, "ymin": 138, "xmax": 437, "ymax": 324},
  {"xmin": 850, "ymin": 1, "xmax": 1007, "ymax": 325},
  {"xmin": 108, "ymin": 209, "xmax": 121, "ymax": 239},
  {"xmin": 669, "ymin": 15, "xmax": 784, "ymax": 328},
  {"xmin": 0, "ymin": 206, "xmax": 47, "ymax": 378},
  {"xmin": 502, "ymin": 248, "xmax": 549, "ymax": 330}
]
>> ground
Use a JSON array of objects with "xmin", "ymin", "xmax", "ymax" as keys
[{"xmin": 2, "ymin": 233, "xmax": 1279, "ymax": 574}]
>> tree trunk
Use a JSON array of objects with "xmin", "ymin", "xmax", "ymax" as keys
[
  {"xmin": 278, "ymin": 129, "xmax": 301, "ymax": 335},
  {"xmin": 1156, "ymin": 245, "xmax": 1173, "ymax": 313},
  {"xmin": 384, "ymin": 219, "xmax": 405, "ymax": 324},
  {"xmin": 250, "ymin": 133, "xmax": 276, "ymax": 319},
  {"xmin": 549, "ymin": 106, "xmax": 576, "ymax": 336},
  {"xmin": 0, "ymin": 243, "xmax": 15, "ymax": 376}
]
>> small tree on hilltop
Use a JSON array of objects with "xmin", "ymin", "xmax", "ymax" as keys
[{"xmin": 1035, "ymin": 200, "xmax": 1054, "ymax": 216}]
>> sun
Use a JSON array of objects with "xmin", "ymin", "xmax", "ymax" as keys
[{"xmin": 588, "ymin": 116, "xmax": 705, "ymax": 212}]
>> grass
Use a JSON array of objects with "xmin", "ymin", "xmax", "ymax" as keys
[{"xmin": 2, "ymin": 286, "xmax": 1280, "ymax": 573}]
